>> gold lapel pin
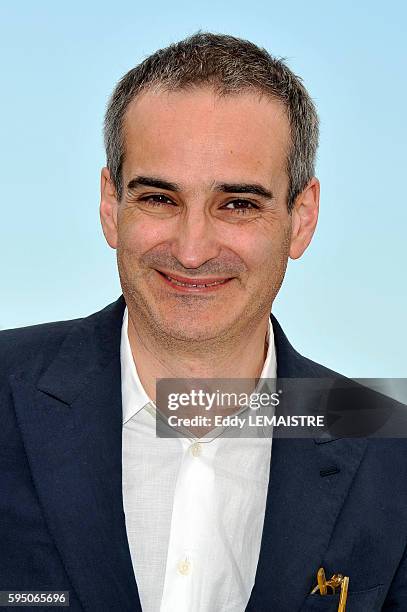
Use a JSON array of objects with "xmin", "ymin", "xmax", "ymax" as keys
[{"xmin": 311, "ymin": 567, "xmax": 349, "ymax": 612}]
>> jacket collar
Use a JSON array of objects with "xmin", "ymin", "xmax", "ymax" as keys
[{"xmin": 36, "ymin": 295, "xmax": 127, "ymax": 404}]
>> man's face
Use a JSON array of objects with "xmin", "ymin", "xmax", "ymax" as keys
[{"xmin": 101, "ymin": 87, "xmax": 315, "ymax": 343}]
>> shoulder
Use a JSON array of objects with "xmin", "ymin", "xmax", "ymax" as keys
[
  {"xmin": 298, "ymin": 354, "xmax": 346, "ymax": 379},
  {"xmin": 270, "ymin": 313, "xmax": 346, "ymax": 380},
  {"xmin": 0, "ymin": 296, "xmax": 126, "ymax": 386},
  {"xmin": 0, "ymin": 317, "xmax": 82, "ymax": 383}
]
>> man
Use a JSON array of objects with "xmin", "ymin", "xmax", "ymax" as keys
[{"xmin": 0, "ymin": 32, "xmax": 406, "ymax": 612}]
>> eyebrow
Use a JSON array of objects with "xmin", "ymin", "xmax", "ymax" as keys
[
  {"xmin": 126, "ymin": 175, "xmax": 274, "ymax": 200},
  {"xmin": 216, "ymin": 182, "xmax": 273, "ymax": 199},
  {"xmin": 127, "ymin": 176, "xmax": 181, "ymax": 192}
]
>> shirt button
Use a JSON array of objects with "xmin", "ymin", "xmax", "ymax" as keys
[
  {"xmin": 177, "ymin": 559, "xmax": 191, "ymax": 575},
  {"xmin": 190, "ymin": 442, "xmax": 202, "ymax": 457}
]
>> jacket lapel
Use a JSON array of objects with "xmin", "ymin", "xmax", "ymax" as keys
[
  {"xmin": 9, "ymin": 296, "xmax": 141, "ymax": 612},
  {"xmin": 246, "ymin": 315, "xmax": 368, "ymax": 611}
]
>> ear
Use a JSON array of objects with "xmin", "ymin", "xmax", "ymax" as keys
[
  {"xmin": 100, "ymin": 167, "xmax": 119, "ymax": 249},
  {"xmin": 289, "ymin": 177, "xmax": 320, "ymax": 260}
]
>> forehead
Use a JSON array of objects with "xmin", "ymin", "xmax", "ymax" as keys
[{"xmin": 122, "ymin": 87, "xmax": 290, "ymax": 190}]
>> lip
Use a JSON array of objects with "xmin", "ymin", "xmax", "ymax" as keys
[{"xmin": 155, "ymin": 269, "xmax": 233, "ymax": 292}]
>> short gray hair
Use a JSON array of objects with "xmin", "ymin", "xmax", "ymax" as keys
[{"xmin": 104, "ymin": 31, "xmax": 319, "ymax": 211}]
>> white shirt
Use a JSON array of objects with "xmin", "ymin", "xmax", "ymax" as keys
[{"xmin": 121, "ymin": 307, "xmax": 277, "ymax": 612}]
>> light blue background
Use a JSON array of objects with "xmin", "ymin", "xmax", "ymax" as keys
[{"xmin": 0, "ymin": 1, "xmax": 405, "ymax": 377}]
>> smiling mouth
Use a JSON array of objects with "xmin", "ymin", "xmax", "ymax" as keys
[{"xmin": 156, "ymin": 270, "xmax": 233, "ymax": 291}]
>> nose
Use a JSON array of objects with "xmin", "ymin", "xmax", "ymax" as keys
[{"xmin": 170, "ymin": 207, "xmax": 221, "ymax": 270}]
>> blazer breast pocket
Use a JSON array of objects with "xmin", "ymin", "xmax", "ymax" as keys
[{"xmin": 300, "ymin": 584, "xmax": 383, "ymax": 611}]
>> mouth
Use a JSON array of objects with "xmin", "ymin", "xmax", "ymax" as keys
[{"xmin": 155, "ymin": 270, "xmax": 233, "ymax": 292}]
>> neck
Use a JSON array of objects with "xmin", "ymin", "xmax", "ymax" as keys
[{"xmin": 127, "ymin": 311, "xmax": 271, "ymax": 403}]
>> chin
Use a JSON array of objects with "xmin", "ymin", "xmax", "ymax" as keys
[
  {"xmin": 161, "ymin": 323, "xmax": 224, "ymax": 342},
  {"xmin": 152, "ymin": 314, "xmax": 232, "ymax": 344}
]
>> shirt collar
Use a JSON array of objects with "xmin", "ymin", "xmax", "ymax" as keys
[
  {"xmin": 121, "ymin": 308, "xmax": 152, "ymax": 424},
  {"xmin": 121, "ymin": 306, "xmax": 277, "ymax": 425}
]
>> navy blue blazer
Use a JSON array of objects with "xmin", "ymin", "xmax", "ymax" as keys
[{"xmin": 1, "ymin": 296, "xmax": 406, "ymax": 611}]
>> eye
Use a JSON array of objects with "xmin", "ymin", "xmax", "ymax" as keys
[
  {"xmin": 139, "ymin": 194, "xmax": 176, "ymax": 207},
  {"xmin": 221, "ymin": 199, "xmax": 259, "ymax": 214}
]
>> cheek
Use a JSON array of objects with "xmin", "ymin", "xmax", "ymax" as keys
[
  {"xmin": 251, "ymin": 238, "xmax": 275, "ymax": 266},
  {"xmin": 117, "ymin": 214, "xmax": 169, "ymax": 255},
  {"xmin": 228, "ymin": 227, "xmax": 284, "ymax": 272},
  {"xmin": 238, "ymin": 226, "xmax": 291, "ymax": 289}
]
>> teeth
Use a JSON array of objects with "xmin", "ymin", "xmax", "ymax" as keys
[{"xmin": 165, "ymin": 275, "xmax": 227, "ymax": 288}]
